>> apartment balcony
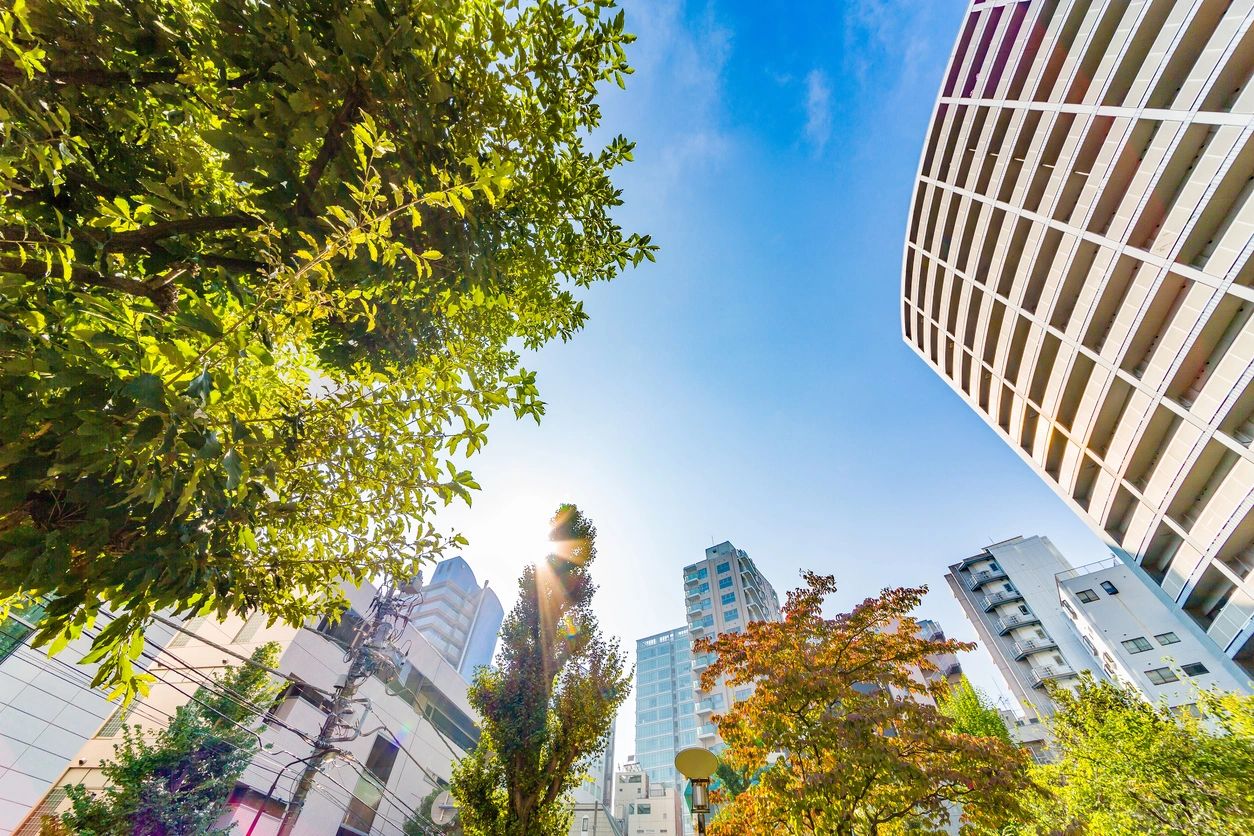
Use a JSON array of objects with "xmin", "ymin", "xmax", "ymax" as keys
[
  {"xmin": 996, "ymin": 612, "xmax": 1041, "ymax": 635},
  {"xmin": 982, "ymin": 588, "xmax": 1025, "ymax": 611},
  {"xmin": 1012, "ymin": 637, "xmax": 1058, "ymax": 660},
  {"xmin": 687, "ymin": 603, "xmax": 705, "ymax": 617},
  {"xmin": 966, "ymin": 567, "xmax": 1008, "ymax": 591},
  {"xmin": 1028, "ymin": 664, "xmax": 1077, "ymax": 688},
  {"xmin": 685, "ymin": 586, "xmax": 701, "ymax": 601},
  {"xmin": 695, "ymin": 699, "xmax": 717, "ymax": 717},
  {"xmin": 697, "ymin": 724, "xmax": 718, "ymax": 741}
]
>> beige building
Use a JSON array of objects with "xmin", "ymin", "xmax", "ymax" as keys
[
  {"xmin": 613, "ymin": 761, "xmax": 685, "ymax": 836},
  {"xmin": 904, "ymin": 0, "xmax": 1254, "ymax": 676}
]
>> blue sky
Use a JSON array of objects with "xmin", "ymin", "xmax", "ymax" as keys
[{"xmin": 440, "ymin": 0, "xmax": 1114, "ymax": 756}]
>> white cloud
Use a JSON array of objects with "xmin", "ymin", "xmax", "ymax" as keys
[{"xmin": 804, "ymin": 69, "xmax": 832, "ymax": 155}]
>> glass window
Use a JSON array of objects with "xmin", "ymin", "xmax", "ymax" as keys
[
  {"xmin": 1076, "ymin": 589, "xmax": 1099, "ymax": 603},
  {"xmin": 1100, "ymin": 581, "xmax": 1119, "ymax": 595},
  {"xmin": 0, "ymin": 598, "xmax": 47, "ymax": 663},
  {"xmin": 698, "ymin": 582, "xmax": 709, "ymax": 594},
  {"xmin": 1182, "ymin": 662, "xmax": 1208, "ymax": 676},
  {"xmin": 721, "ymin": 592, "xmax": 736, "ymax": 605},
  {"xmin": 700, "ymin": 598, "xmax": 712, "ymax": 610},
  {"xmin": 1121, "ymin": 637, "xmax": 1152, "ymax": 653},
  {"xmin": 723, "ymin": 609, "xmax": 739, "ymax": 621},
  {"xmin": 718, "ymin": 577, "xmax": 733, "ymax": 589},
  {"xmin": 716, "ymin": 562, "xmax": 731, "ymax": 574},
  {"xmin": 1155, "ymin": 632, "xmax": 1180, "ymax": 645},
  {"xmin": 637, "ymin": 804, "xmax": 652, "ymax": 814},
  {"xmin": 1146, "ymin": 667, "xmax": 1179, "ymax": 685}
]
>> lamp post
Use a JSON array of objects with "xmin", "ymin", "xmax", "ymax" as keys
[{"xmin": 674, "ymin": 746, "xmax": 718, "ymax": 836}]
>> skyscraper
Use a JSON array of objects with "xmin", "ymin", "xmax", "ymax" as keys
[
  {"xmin": 634, "ymin": 626, "xmax": 696, "ymax": 794},
  {"xmin": 904, "ymin": 0, "xmax": 1254, "ymax": 676},
  {"xmin": 411, "ymin": 555, "xmax": 504, "ymax": 680},
  {"xmin": 683, "ymin": 541, "xmax": 782, "ymax": 749}
]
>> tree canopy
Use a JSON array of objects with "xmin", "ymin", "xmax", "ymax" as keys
[
  {"xmin": 0, "ymin": 0, "xmax": 651, "ymax": 697},
  {"xmin": 696, "ymin": 572, "xmax": 1033, "ymax": 835},
  {"xmin": 937, "ymin": 676, "xmax": 1012, "ymax": 745},
  {"xmin": 1017, "ymin": 675, "xmax": 1254, "ymax": 835},
  {"xmin": 451, "ymin": 505, "xmax": 630, "ymax": 836}
]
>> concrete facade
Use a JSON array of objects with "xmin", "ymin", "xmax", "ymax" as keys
[
  {"xmin": 613, "ymin": 763, "xmax": 685, "ymax": 836},
  {"xmin": 903, "ymin": 0, "xmax": 1254, "ymax": 677},
  {"xmin": 410, "ymin": 555, "xmax": 504, "ymax": 681},
  {"xmin": 946, "ymin": 536, "xmax": 1105, "ymax": 718}
]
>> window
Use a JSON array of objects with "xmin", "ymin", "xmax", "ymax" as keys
[
  {"xmin": 1061, "ymin": 599, "xmax": 1077, "ymax": 619},
  {"xmin": 627, "ymin": 774, "xmax": 642, "ymax": 783},
  {"xmin": 342, "ymin": 736, "xmax": 399, "ymax": 833},
  {"xmin": 699, "ymin": 598, "xmax": 711, "ymax": 610},
  {"xmin": 582, "ymin": 817, "xmax": 590, "ymax": 832},
  {"xmin": 716, "ymin": 562, "xmax": 730, "ymax": 574},
  {"xmin": 1182, "ymin": 662, "xmax": 1209, "ymax": 676},
  {"xmin": 1076, "ymin": 589, "xmax": 1099, "ymax": 603},
  {"xmin": 723, "ymin": 609, "xmax": 739, "ymax": 621},
  {"xmin": 697, "ymin": 582, "xmax": 709, "ymax": 594},
  {"xmin": 1003, "ymin": 582, "xmax": 1014, "ymax": 592},
  {"xmin": 1018, "ymin": 604, "xmax": 1030, "ymax": 615},
  {"xmin": 637, "ymin": 804, "xmax": 652, "ymax": 814},
  {"xmin": 718, "ymin": 577, "xmax": 733, "ymax": 590},
  {"xmin": 1122, "ymin": 637, "xmax": 1152, "ymax": 653},
  {"xmin": 1155, "ymin": 632, "xmax": 1180, "ymax": 645},
  {"xmin": 0, "ymin": 598, "xmax": 47, "ymax": 663},
  {"xmin": 1146, "ymin": 667, "xmax": 1179, "ymax": 685},
  {"xmin": 989, "ymin": 562, "xmax": 999, "ymax": 571},
  {"xmin": 1082, "ymin": 635, "xmax": 1098, "ymax": 655},
  {"xmin": 1100, "ymin": 581, "xmax": 1119, "ymax": 595},
  {"xmin": 721, "ymin": 592, "xmax": 736, "ymax": 605}
]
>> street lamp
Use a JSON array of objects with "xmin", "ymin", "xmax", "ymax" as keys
[{"xmin": 674, "ymin": 746, "xmax": 718, "ymax": 836}]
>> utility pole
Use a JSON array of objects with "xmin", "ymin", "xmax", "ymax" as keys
[{"xmin": 277, "ymin": 584, "xmax": 416, "ymax": 835}]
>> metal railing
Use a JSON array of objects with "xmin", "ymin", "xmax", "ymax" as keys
[
  {"xmin": 966, "ymin": 567, "xmax": 1008, "ymax": 590},
  {"xmin": 1029, "ymin": 664, "xmax": 1076, "ymax": 688},
  {"xmin": 1013, "ymin": 637, "xmax": 1057, "ymax": 658}
]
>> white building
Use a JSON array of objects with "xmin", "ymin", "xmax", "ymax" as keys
[
  {"xmin": 633, "ymin": 626, "xmax": 695, "ymax": 796},
  {"xmin": 946, "ymin": 536, "xmax": 1103, "ymax": 718},
  {"xmin": 613, "ymin": 762, "xmax": 685, "ymax": 836},
  {"xmin": 410, "ymin": 555, "xmax": 504, "ymax": 681},
  {"xmin": 573, "ymin": 721, "xmax": 616, "ymax": 809},
  {"xmin": 1057, "ymin": 556, "xmax": 1252, "ymax": 706},
  {"xmin": 11, "ymin": 580, "xmax": 477, "ymax": 835},
  {"xmin": 683, "ymin": 542, "xmax": 781, "ymax": 752},
  {"xmin": 903, "ymin": 0, "xmax": 1254, "ymax": 678}
]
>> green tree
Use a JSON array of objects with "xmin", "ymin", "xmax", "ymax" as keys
[
  {"xmin": 56, "ymin": 642, "xmax": 282, "ymax": 835},
  {"xmin": 698, "ymin": 573, "xmax": 1034, "ymax": 836},
  {"xmin": 1019, "ymin": 675, "xmax": 1254, "ymax": 835},
  {"xmin": 937, "ymin": 676, "xmax": 1012, "ymax": 745},
  {"xmin": 0, "ymin": 0, "xmax": 652, "ymax": 697},
  {"xmin": 451, "ymin": 505, "xmax": 630, "ymax": 836}
]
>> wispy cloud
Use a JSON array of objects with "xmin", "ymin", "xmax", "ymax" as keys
[
  {"xmin": 842, "ymin": 0, "xmax": 938, "ymax": 91},
  {"xmin": 804, "ymin": 69, "xmax": 832, "ymax": 155}
]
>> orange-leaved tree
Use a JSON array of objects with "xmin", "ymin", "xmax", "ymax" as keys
[{"xmin": 694, "ymin": 572, "xmax": 1034, "ymax": 835}]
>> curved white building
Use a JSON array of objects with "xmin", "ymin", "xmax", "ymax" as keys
[{"xmin": 903, "ymin": 0, "xmax": 1254, "ymax": 675}]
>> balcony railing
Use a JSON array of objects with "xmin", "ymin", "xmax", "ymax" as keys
[
  {"xmin": 996, "ymin": 612, "xmax": 1041, "ymax": 634},
  {"xmin": 1029, "ymin": 664, "xmax": 1077, "ymax": 688},
  {"xmin": 1012, "ymin": 637, "xmax": 1058, "ymax": 659},
  {"xmin": 982, "ymin": 588, "xmax": 1024, "ymax": 610},
  {"xmin": 966, "ymin": 567, "xmax": 1008, "ymax": 591}
]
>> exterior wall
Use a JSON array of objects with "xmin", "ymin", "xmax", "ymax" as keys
[
  {"xmin": 13, "ymin": 581, "xmax": 477, "ymax": 836},
  {"xmin": 917, "ymin": 618, "xmax": 966, "ymax": 689},
  {"xmin": 634, "ymin": 627, "xmax": 695, "ymax": 795},
  {"xmin": 613, "ymin": 766, "xmax": 684, "ymax": 836},
  {"xmin": 574, "ymin": 721, "xmax": 615, "ymax": 808},
  {"xmin": 1057, "ymin": 556, "xmax": 1253, "ymax": 705},
  {"xmin": 946, "ymin": 536, "xmax": 1105, "ymax": 718},
  {"xmin": 683, "ymin": 542, "xmax": 782, "ymax": 751},
  {"xmin": 0, "ymin": 608, "xmax": 181, "ymax": 835},
  {"xmin": 411, "ymin": 556, "xmax": 504, "ymax": 680},
  {"xmin": 903, "ymin": 0, "xmax": 1254, "ymax": 676},
  {"xmin": 569, "ymin": 802, "xmax": 624, "ymax": 836}
]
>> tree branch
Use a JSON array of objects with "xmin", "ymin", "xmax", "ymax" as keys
[
  {"xmin": 0, "ymin": 255, "xmax": 187, "ymax": 313},
  {"xmin": 104, "ymin": 215, "xmax": 262, "ymax": 253},
  {"xmin": 0, "ymin": 61, "xmax": 179, "ymax": 87},
  {"xmin": 295, "ymin": 86, "xmax": 366, "ymax": 217}
]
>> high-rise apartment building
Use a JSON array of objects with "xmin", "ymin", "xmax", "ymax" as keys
[
  {"xmin": 947, "ymin": 536, "xmax": 1106, "ymax": 718},
  {"xmin": 634, "ymin": 626, "xmax": 696, "ymax": 794},
  {"xmin": 683, "ymin": 541, "xmax": 782, "ymax": 750},
  {"xmin": 904, "ymin": 0, "xmax": 1254, "ymax": 676},
  {"xmin": 411, "ymin": 555, "xmax": 504, "ymax": 680}
]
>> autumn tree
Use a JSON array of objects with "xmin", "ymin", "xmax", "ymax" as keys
[
  {"xmin": 0, "ymin": 0, "xmax": 652, "ymax": 696},
  {"xmin": 1017, "ymin": 675, "xmax": 1254, "ymax": 835},
  {"xmin": 696, "ymin": 573, "xmax": 1033, "ymax": 835},
  {"xmin": 937, "ymin": 676, "xmax": 1012, "ymax": 745},
  {"xmin": 451, "ymin": 505, "xmax": 630, "ymax": 836},
  {"xmin": 56, "ymin": 643, "xmax": 281, "ymax": 835}
]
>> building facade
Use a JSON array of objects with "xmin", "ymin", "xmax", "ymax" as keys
[
  {"xmin": 634, "ymin": 626, "xmax": 696, "ymax": 795},
  {"xmin": 903, "ymin": 0, "xmax": 1254, "ymax": 676},
  {"xmin": 946, "ymin": 536, "xmax": 1104, "ymax": 718},
  {"xmin": 683, "ymin": 541, "xmax": 782, "ymax": 750},
  {"xmin": 1057, "ymin": 555, "xmax": 1252, "ymax": 704},
  {"xmin": 11, "ymin": 581, "xmax": 478, "ymax": 836},
  {"xmin": 411, "ymin": 556, "xmax": 504, "ymax": 680},
  {"xmin": 613, "ymin": 762, "xmax": 686, "ymax": 836}
]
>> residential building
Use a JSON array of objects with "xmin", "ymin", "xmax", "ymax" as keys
[
  {"xmin": 574, "ymin": 721, "xmax": 616, "ymax": 809},
  {"xmin": 613, "ymin": 762, "xmax": 685, "ymax": 836},
  {"xmin": 1057, "ymin": 555, "xmax": 1252, "ymax": 705},
  {"xmin": 411, "ymin": 555, "xmax": 504, "ymax": 680},
  {"xmin": 12, "ymin": 580, "xmax": 478, "ymax": 836},
  {"xmin": 634, "ymin": 626, "xmax": 695, "ymax": 795},
  {"xmin": 946, "ymin": 536, "xmax": 1104, "ymax": 718},
  {"xmin": 917, "ymin": 618, "xmax": 966, "ymax": 690},
  {"xmin": 569, "ymin": 801, "xmax": 624, "ymax": 836},
  {"xmin": 683, "ymin": 541, "xmax": 782, "ymax": 751},
  {"xmin": 902, "ymin": 0, "xmax": 1254, "ymax": 676}
]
